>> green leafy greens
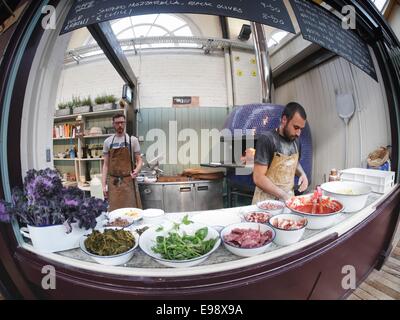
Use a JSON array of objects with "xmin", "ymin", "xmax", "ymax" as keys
[
  {"xmin": 152, "ymin": 215, "xmax": 217, "ymax": 260},
  {"xmin": 84, "ymin": 229, "xmax": 135, "ymax": 256}
]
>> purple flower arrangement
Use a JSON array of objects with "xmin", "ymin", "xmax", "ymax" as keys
[{"xmin": 0, "ymin": 168, "xmax": 108, "ymax": 229}]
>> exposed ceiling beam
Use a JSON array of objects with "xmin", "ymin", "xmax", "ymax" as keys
[{"xmin": 87, "ymin": 21, "xmax": 137, "ymax": 89}]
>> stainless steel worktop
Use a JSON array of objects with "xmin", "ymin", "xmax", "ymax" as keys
[{"xmin": 138, "ymin": 179, "xmax": 224, "ymax": 212}]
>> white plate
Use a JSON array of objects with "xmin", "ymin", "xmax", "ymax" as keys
[{"xmin": 107, "ymin": 207, "xmax": 143, "ymax": 223}]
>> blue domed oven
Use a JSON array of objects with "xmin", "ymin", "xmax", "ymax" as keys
[{"xmin": 221, "ymin": 103, "xmax": 313, "ymax": 205}]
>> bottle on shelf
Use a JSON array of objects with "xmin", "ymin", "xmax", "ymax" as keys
[{"xmin": 329, "ymin": 169, "xmax": 341, "ymax": 182}]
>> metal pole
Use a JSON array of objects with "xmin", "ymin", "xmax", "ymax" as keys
[{"xmin": 250, "ymin": 22, "xmax": 272, "ymax": 103}]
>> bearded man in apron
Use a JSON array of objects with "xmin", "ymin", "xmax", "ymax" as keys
[
  {"xmin": 252, "ymin": 102, "xmax": 309, "ymax": 204},
  {"xmin": 102, "ymin": 113, "xmax": 143, "ymax": 211}
]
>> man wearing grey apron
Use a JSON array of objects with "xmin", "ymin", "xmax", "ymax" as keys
[
  {"xmin": 252, "ymin": 103, "xmax": 309, "ymax": 203},
  {"xmin": 102, "ymin": 113, "xmax": 143, "ymax": 211}
]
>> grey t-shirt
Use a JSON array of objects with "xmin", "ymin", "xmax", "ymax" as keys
[
  {"xmin": 103, "ymin": 134, "xmax": 141, "ymax": 157},
  {"xmin": 254, "ymin": 130, "xmax": 301, "ymax": 166}
]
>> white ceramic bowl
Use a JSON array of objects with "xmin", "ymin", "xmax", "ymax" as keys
[
  {"xmin": 142, "ymin": 209, "xmax": 165, "ymax": 225},
  {"xmin": 268, "ymin": 213, "xmax": 307, "ymax": 246},
  {"xmin": 139, "ymin": 222, "xmax": 221, "ymax": 268},
  {"xmin": 191, "ymin": 211, "xmax": 242, "ymax": 232},
  {"xmin": 256, "ymin": 200, "xmax": 285, "ymax": 215},
  {"xmin": 220, "ymin": 222, "xmax": 275, "ymax": 257},
  {"xmin": 320, "ymin": 181, "xmax": 372, "ymax": 212},
  {"xmin": 286, "ymin": 194, "xmax": 344, "ymax": 230},
  {"xmin": 107, "ymin": 207, "xmax": 143, "ymax": 224},
  {"xmin": 243, "ymin": 211, "xmax": 272, "ymax": 224},
  {"xmin": 165, "ymin": 212, "xmax": 191, "ymax": 224},
  {"xmin": 80, "ymin": 227, "xmax": 139, "ymax": 266}
]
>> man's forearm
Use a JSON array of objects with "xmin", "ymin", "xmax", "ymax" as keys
[
  {"xmin": 296, "ymin": 162, "xmax": 306, "ymax": 177},
  {"xmin": 135, "ymin": 155, "xmax": 143, "ymax": 172},
  {"xmin": 255, "ymin": 175, "xmax": 289, "ymax": 200},
  {"xmin": 102, "ymin": 164, "xmax": 108, "ymax": 186}
]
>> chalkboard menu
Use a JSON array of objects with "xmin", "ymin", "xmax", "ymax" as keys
[
  {"xmin": 290, "ymin": 0, "xmax": 377, "ymax": 80},
  {"xmin": 60, "ymin": 0, "xmax": 295, "ymax": 35}
]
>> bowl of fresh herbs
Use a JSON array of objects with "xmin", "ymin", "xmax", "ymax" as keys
[{"xmin": 139, "ymin": 215, "xmax": 221, "ymax": 268}]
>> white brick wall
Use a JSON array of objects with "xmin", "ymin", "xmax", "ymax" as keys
[
  {"xmin": 56, "ymin": 49, "xmax": 263, "ymax": 108},
  {"xmin": 129, "ymin": 52, "xmax": 228, "ymax": 107},
  {"xmin": 56, "ymin": 59, "xmax": 124, "ymax": 105}
]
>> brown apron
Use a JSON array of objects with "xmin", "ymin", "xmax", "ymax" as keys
[
  {"xmin": 108, "ymin": 134, "xmax": 140, "ymax": 211},
  {"xmin": 252, "ymin": 141, "xmax": 299, "ymax": 204}
]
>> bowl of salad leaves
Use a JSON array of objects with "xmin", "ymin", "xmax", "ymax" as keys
[{"xmin": 138, "ymin": 215, "xmax": 221, "ymax": 268}]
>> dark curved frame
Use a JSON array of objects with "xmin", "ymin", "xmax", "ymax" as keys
[{"xmin": 0, "ymin": 0, "xmax": 399, "ymax": 299}]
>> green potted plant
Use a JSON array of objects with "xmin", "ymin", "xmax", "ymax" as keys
[
  {"xmin": 55, "ymin": 101, "xmax": 72, "ymax": 116},
  {"xmin": 72, "ymin": 95, "xmax": 92, "ymax": 114},
  {"xmin": 0, "ymin": 168, "xmax": 108, "ymax": 253},
  {"xmin": 92, "ymin": 94, "xmax": 117, "ymax": 112}
]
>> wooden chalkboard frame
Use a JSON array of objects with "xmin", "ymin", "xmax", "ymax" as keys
[{"xmin": 289, "ymin": 0, "xmax": 377, "ymax": 81}]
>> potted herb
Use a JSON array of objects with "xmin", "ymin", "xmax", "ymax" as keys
[
  {"xmin": 92, "ymin": 94, "xmax": 117, "ymax": 112},
  {"xmin": 72, "ymin": 95, "xmax": 92, "ymax": 114},
  {"xmin": 55, "ymin": 101, "xmax": 72, "ymax": 116},
  {"xmin": 0, "ymin": 168, "xmax": 108, "ymax": 253}
]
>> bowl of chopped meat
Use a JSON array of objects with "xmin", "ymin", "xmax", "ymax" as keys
[
  {"xmin": 220, "ymin": 222, "xmax": 275, "ymax": 257},
  {"xmin": 243, "ymin": 211, "xmax": 272, "ymax": 224},
  {"xmin": 268, "ymin": 213, "xmax": 307, "ymax": 246},
  {"xmin": 256, "ymin": 200, "xmax": 285, "ymax": 215}
]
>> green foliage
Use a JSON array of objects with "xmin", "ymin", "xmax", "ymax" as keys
[
  {"xmin": 81, "ymin": 96, "xmax": 92, "ymax": 107},
  {"xmin": 95, "ymin": 94, "xmax": 117, "ymax": 105},
  {"xmin": 152, "ymin": 215, "xmax": 217, "ymax": 261},
  {"xmin": 84, "ymin": 229, "xmax": 135, "ymax": 256},
  {"xmin": 94, "ymin": 95, "xmax": 107, "ymax": 105},
  {"xmin": 71, "ymin": 95, "xmax": 82, "ymax": 108},
  {"xmin": 106, "ymin": 95, "xmax": 117, "ymax": 104},
  {"xmin": 57, "ymin": 102, "xmax": 68, "ymax": 110}
]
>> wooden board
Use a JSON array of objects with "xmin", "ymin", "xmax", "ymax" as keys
[{"xmin": 157, "ymin": 176, "xmax": 190, "ymax": 182}]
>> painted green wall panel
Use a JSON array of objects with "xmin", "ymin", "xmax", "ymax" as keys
[{"xmin": 138, "ymin": 107, "xmax": 228, "ymax": 175}]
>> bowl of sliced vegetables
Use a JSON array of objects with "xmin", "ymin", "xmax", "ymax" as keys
[{"xmin": 139, "ymin": 215, "xmax": 221, "ymax": 268}]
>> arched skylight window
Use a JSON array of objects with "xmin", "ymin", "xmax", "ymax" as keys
[{"xmin": 86, "ymin": 14, "xmax": 198, "ymax": 49}]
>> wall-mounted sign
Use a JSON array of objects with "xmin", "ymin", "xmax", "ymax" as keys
[
  {"xmin": 61, "ymin": 0, "xmax": 295, "ymax": 35},
  {"xmin": 290, "ymin": 0, "xmax": 377, "ymax": 81},
  {"xmin": 172, "ymin": 96, "xmax": 199, "ymax": 107}
]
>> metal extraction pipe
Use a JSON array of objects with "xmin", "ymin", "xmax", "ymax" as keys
[{"xmin": 250, "ymin": 22, "xmax": 273, "ymax": 103}]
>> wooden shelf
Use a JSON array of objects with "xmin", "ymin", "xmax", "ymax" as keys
[
  {"xmin": 53, "ymin": 137, "xmax": 78, "ymax": 140},
  {"xmin": 77, "ymin": 158, "xmax": 104, "ymax": 161},
  {"xmin": 53, "ymin": 107, "xmax": 126, "ymax": 185},
  {"xmin": 53, "ymin": 158, "xmax": 104, "ymax": 161},
  {"xmin": 54, "ymin": 108, "xmax": 123, "ymax": 121},
  {"xmin": 83, "ymin": 134, "xmax": 112, "ymax": 138}
]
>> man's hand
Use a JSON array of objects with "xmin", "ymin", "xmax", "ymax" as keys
[
  {"xmin": 298, "ymin": 174, "xmax": 309, "ymax": 193},
  {"xmin": 103, "ymin": 185, "xmax": 108, "ymax": 198},
  {"xmin": 130, "ymin": 170, "xmax": 139, "ymax": 179}
]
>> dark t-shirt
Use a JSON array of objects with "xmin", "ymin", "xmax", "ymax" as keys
[{"xmin": 254, "ymin": 129, "xmax": 301, "ymax": 166}]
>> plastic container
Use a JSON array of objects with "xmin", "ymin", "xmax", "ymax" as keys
[
  {"xmin": 340, "ymin": 168, "xmax": 395, "ymax": 194},
  {"xmin": 90, "ymin": 175, "xmax": 104, "ymax": 200}
]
